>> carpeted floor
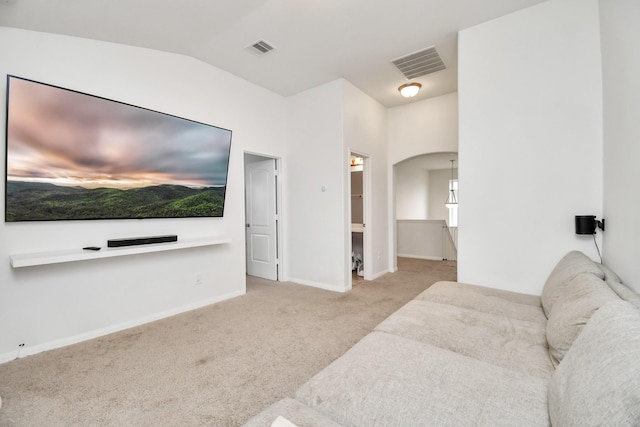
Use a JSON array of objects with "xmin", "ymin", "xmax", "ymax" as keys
[{"xmin": 0, "ymin": 258, "xmax": 456, "ymax": 426}]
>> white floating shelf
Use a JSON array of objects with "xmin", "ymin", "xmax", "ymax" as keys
[{"xmin": 9, "ymin": 237, "xmax": 231, "ymax": 268}]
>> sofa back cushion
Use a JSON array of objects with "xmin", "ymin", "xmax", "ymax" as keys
[
  {"xmin": 541, "ymin": 251, "xmax": 604, "ymax": 317},
  {"xmin": 549, "ymin": 300, "xmax": 640, "ymax": 426},
  {"xmin": 596, "ymin": 262, "xmax": 640, "ymax": 308},
  {"xmin": 606, "ymin": 278, "xmax": 640, "ymax": 309},
  {"xmin": 597, "ymin": 262, "xmax": 621, "ymax": 282},
  {"xmin": 546, "ymin": 272, "xmax": 619, "ymax": 366}
]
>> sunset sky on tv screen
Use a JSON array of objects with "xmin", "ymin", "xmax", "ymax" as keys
[{"xmin": 6, "ymin": 76, "xmax": 232, "ymax": 190}]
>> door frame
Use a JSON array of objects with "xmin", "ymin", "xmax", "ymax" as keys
[
  {"xmin": 348, "ymin": 150, "xmax": 372, "ymax": 288},
  {"xmin": 243, "ymin": 151, "xmax": 284, "ymax": 281}
]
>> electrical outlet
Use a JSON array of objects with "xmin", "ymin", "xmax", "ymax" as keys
[{"xmin": 194, "ymin": 273, "xmax": 202, "ymax": 286}]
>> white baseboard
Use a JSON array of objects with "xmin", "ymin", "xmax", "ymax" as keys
[
  {"xmin": 368, "ymin": 269, "xmax": 388, "ymax": 280},
  {"xmin": 290, "ymin": 270, "xmax": 388, "ymax": 289},
  {"xmin": 0, "ymin": 290, "xmax": 245, "ymax": 364},
  {"xmin": 397, "ymin": 254, "xmax": 443, "ymax": 261},
  {"xmin": 288, "ymin": 277, "xmax": 347, "ymax": 293}
]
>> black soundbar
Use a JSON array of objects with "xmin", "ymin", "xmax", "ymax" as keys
[{"xmin": 107, "ymin": 235, "xmax": 178, "ymax": 248}]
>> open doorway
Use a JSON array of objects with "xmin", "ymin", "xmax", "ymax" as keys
[
  {"xmin": 393, "ymin": 152, "xmax": 458, "ymax": 262},
  {"xmin": 244, "ymin": 152, "xmax": 282, "ymax": 281},
  {"xmin": 349, "ymin": 152, "xmax": 370, "ymax": 287}
]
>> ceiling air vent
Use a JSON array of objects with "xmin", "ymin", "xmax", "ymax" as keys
[
  {"xmin": 392, "ymin": 46, "xmax": 445, "ymax": 79},
  {"xmin": 248, "ymin": 40, "xmax": 276, "ymax": 56}
]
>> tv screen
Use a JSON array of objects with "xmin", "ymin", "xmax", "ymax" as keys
[{"xmin": 4, "ymin": 75, "xmax": 232, "ymax": 222}]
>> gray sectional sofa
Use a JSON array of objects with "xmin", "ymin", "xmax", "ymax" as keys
[{"xmin": 244, "ymin": 251, "xmax": 640, "ymax": 426}]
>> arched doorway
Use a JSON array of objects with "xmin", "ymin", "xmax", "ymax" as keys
[{"xmin": 393, "ymin": 152, "xmax": 458, "ymax": 264}]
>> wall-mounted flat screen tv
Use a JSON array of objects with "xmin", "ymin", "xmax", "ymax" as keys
[{"xmin": 4, "ymin": 75, "xmax": 232, "ymax": 222}]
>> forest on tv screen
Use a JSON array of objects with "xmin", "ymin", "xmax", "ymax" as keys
[
  {"xmin": 5, "ymin": 181, "xmax": 226, "ymax": 221},
  {"xmin": 5, "ymin": 76, "xmax": 233, "ymax": 222}
]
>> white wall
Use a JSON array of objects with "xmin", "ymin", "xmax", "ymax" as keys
[
  {"xmin": 458, "ymin": 0, "xmax": 603, "ymax": 295},
  {"xmin": 343, "ymin": 81, "xmax": 389, "ymax": 281},
  {"xmin": 285, "ymin": 80, "xmax": 346, "ymax": 290},
  {"xmin": 395, "ymin": 165, "xmax": 428, "ymax": 219},
  {"xmin": 388, "ymin": 92, "xmax": 458, "ymax": 165},
  {"xmin": 428, "ymin": 168, "xmax": 456, "ymax": 223},
  {"xmin": 285, "ymin": 79, "xmax": 389, "ymax": 289},
  {"xmin": 394, "ymin": 165, "xmax": 457, "ymax": 223},
  {"xmin": 600, "ymin": 0, "xmax": 640, "ymax": 291},
  {"xmin": 0, "ymin": 27, "xmax": 287, "ymax": 361}
]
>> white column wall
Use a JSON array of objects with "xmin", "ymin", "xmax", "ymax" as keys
[
  {"xmin": 600, "ymin": 0, "xmax": 640, "ymax": 291},
  {"xmin": 458, "ymin": 0, "xmax": 604, "ymax": 295},
  {"xmin": 395, "ymin": 165, "xmax": 429, "ymax": 220},
  {"xmin": 285, "ymin": 79, "xmax": 390, "ymax": 289},
  {"xmin": 285, "ymin": 80, "xmax": 346, "ymax": 291},
  {"xmin": 0, "ymin": 27, "xmax": 287, "ymax": 360}
]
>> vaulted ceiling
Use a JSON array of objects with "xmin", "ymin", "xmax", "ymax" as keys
[{"xmin": 0, "ymin": 0, "xmax": 546, "ymax": 107}]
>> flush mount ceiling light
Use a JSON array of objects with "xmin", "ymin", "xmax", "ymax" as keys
[{"xmin": 398, "ymin": 82, "xmax": 422, "ymax": 98}]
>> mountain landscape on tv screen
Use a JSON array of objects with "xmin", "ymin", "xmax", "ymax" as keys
[
  {"xmin": 5, "ymin": 76, "xmax": 233, "ymax": 222},
  {"xmin": 6, "ymin": 181, "xmax": 226, "ymax": 221}
]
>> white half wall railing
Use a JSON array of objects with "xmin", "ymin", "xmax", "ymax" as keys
[
  {"xmin": 443, "ymin": 226, "xmax": 457, "ymax": 261},
  {"xmin": 397, "ymin": 220, "xmax": 457, "ymax": 261}
]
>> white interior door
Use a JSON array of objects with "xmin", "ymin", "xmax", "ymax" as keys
[{"xmin": 245, "ymin": 158, "xmax": 278, "ymax": 280}]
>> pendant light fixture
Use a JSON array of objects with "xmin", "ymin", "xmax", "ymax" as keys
[{"xmin": 445, "ymin": 159, "xmax": 458, "ymax": 208}]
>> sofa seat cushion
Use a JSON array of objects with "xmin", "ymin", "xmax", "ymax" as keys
[
  {"xmin": 243, "ymin": 397, "xmax": 341, "ymax": 427},
  {"xmin": 416, "ymin": 281, "xmax": 547, "ymax": 325},
  {"xmin": 417, "ymin": 281, "xmax": 542, "ymax": 307},
  {"xmin": 549, "ymin": 301, "xmax": 640, "ymax": 426},
  {"xmin": 296, "ymin": 332, "xmax": 549, "ymax": 427},
  {"xmin": 541, "ymin": 251, "xmax": 604, "ymax": 317},
  {"xmin": 375, "ymin": 300, "xmax": 554, "ymax": 377}
]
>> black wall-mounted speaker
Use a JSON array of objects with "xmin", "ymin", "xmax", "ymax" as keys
[
  {"xmin": 107, "ymin": 235, "xmax": 178, "ymax": 248},
  {"xmin": 575, "ymin": 216, "xmax": 597, "ymax": 235}
]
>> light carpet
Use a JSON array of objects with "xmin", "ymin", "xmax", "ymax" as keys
[{"xmin": 0, "ymin": 258, "xmax": 456, "ymax": 426}]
